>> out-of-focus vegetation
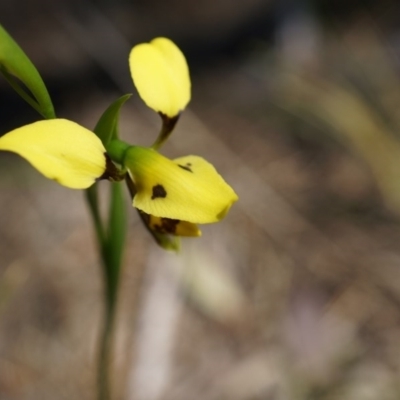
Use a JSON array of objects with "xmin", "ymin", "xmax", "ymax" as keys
[{"xmin": 2, "ymin": 1, "xmax": 400, "ymax": 399}]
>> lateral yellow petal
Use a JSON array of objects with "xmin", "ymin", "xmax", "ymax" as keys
[
  {"xmin": 0, "ymin": 119, "xmax": 106, "ymax": 189},
  {"xmin": 129, "ymin": 37, "xmax": 191, "ymax": 117},
  {"xmin": 125, "ymin": 147, "xmax": 238, "ymax": 223}
]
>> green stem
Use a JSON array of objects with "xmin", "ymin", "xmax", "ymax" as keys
[
  {"xmin": 86, "ymin": 185, "xmax": 106, "ymax": 246},
  {"xmin": 96, "ymin": 238, "xmax": 118, "ymax": 400},
  {"xmin": 97, "ymin": 292, "xmax": 116, "ymax": 400},
  {"xmin": 106, "ymin": 140, "xmax": 131, "ymax": 165},
  {"xmin": 85, "ymin": 187, "xmax": 114, "ymax": 400},
  {"xmin": 86, "ymin": 182, "xmax": 126, "ymax": 400}
]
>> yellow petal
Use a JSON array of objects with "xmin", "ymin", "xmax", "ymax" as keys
[
  {"xmin": 125, "ymin": 147, "xmax": 238, "ymax": 223},
  {"xmin": 129, "ymin": 37, "xmax": 191, "ymax": 117},
  {"xmin": 0, "ymin": 119, "xmax": 106, "ymax": 189}
]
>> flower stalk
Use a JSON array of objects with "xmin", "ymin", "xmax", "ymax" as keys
[{"xmin": 152, "ymin": 113, "xmax": 179, "ymax": 150}]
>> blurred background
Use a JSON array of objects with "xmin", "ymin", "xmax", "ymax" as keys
[{"xmin": 2, "ymin": 0, "xmax": 400, "ymax": 399}]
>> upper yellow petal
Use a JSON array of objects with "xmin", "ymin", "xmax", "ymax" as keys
[
  {"xmin": 125, "ymin": 147, "xmax": 238, "ymax": 224},
  {"xmin": 0, "ymin": 119, "xmax": 107, "ymax": 189},
  {"xmin": 129, "ymin": 37, "xmax": 191, "ymax": 117}
]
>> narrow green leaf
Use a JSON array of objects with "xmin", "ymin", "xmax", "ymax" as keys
[
  {"xmin": 0, "ymin": 24, "xmax": 55, "ymax": 119},
  {"xmin": 94, "ymin": 94, "xmax": 132, "ymax": 146}
]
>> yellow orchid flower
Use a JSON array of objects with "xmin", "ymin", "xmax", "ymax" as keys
[
  {"xmin": 123, "ymin": 146, "xmax": 238, "ymax": 224},
  {"xmin": 129, "ymin": 37, "xmax": 190, "ymax": 118},
  {"xmin": 125, "ymin": 37, "xmax": 238, "ymax": 234},
  {"xmin": 0, "ymin": 35, "xmax": 237, "ymax": 249},
  {"xmin": 0, "ymin": 119, "xmax": 107, "ymax": 189}
]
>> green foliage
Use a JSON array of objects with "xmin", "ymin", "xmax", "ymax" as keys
[
  {"xmin": 94, "ymin": 94, "xmax": 132, "ymax": 145},
  {"xmin": 0, "ymin": 24, "xmax": 55, "ymax": 119}
]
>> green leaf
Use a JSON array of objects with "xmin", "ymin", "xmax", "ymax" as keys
[
  {"xmin": 94, "ymin": 94, "xmax": 132, "ymax": 146},
  {"xmin": 0, "ymin": 24, "xmax": 55, "ymax": 119}
]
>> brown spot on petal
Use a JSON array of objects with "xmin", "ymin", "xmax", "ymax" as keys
[{"xmin": 152, "ymin": 184, "xmax": 167, "ymax": 199}]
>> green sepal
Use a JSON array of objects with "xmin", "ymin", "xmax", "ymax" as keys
[
  {"xmin": 94, "ymin": 94, "xmax": 132, "ymax": 146},
  {"xmin": 0, "ymin": 24, "xmax": 55, "ymax": 119}
]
